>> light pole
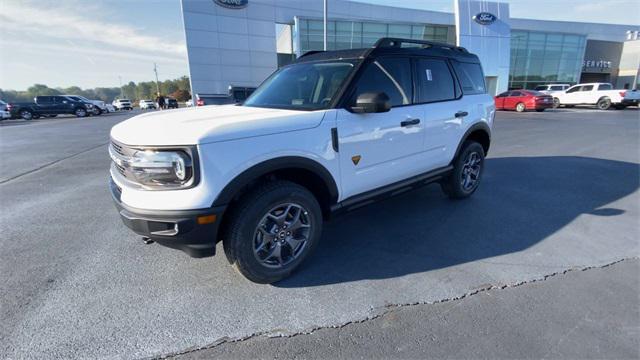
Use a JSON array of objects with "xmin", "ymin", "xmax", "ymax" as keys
[
  {"xmin": 153, "ymin": 63, "xmax": 161, "ymax": 95},
  {"xmin": 323, "ymin": 0, "xmax": 328, "ymax": 51},
  {"xmin": 118, "ymin": 76, "xmax": 123, "ymax": 98}
]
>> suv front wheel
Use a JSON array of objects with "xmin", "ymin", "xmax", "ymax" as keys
[
  {"xmin": 223, "ymin": 180, "xmax": 322, "ymax": 283},
  {"xmin": 441, "ymin": 141, "xmax": 485, "ymax": 199}
]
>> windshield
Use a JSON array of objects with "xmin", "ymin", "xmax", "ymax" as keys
[
  {"xmin": 534, "ymin": 86, "xmax": 547, "ymax": 91},
  {"xmin": 244, "ymin": 60, "xmax": 357, "ymax": 111}
]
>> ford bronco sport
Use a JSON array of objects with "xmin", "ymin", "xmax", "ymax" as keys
[{"xmin": 109, "ymin": 38, "xmax": 495, "ymax": 283}]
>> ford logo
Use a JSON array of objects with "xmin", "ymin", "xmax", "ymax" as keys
[
  {"xmin": 213, "ymin": 0, "xmax": 248, "ymax": 9},
  {"xmin": 473, "ymin": 12, "xmax": 497, "ymax": 25}
]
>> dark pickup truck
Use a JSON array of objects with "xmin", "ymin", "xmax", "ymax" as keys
[{"xmin": 8, "ymin": 95, "xmax": 95, "ymax": 120}]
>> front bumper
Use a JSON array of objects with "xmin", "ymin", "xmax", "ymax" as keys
[{"xmin": 110, "ymin": 178, "xmax": 225, "ymax": 258}]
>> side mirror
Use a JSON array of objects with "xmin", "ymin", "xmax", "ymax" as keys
[{"xmin": 351, "ymin": 92, "xmax": 391, "ymax": 113}]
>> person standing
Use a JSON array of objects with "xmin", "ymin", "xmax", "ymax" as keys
[{"xmin": 156, "ymin": 93, "xmax": 166, "ymax": 110}]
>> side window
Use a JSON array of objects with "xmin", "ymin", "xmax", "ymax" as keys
[
  {"xmin": 511, "ymin": 91, "xmax": 523, "ymax": 97},
  {"xmin": 54, "ymin": 96, "xmax": 66, "ymax": 103},
  {"xmin": 415, "ymin": 58, "xmax": 456, "ymax": 103},
  {"xmin": 550, "ymin": 85, "xmax": 563, "ymax": 91},
  {"xmin": 496, "ymin": 91, "xmax": 510, "ymax": 97},
  {"xmin": 581, "ymin": 85, "xmax": 594, "ymax": 91},
  {"xmin": 452, "ymin": 61, "xmax": 486, "ymax": 95},
  {"xmin": 352, "ymin": 57, "xmax": 412, "ymax": 107},
  {"xmin": 566, "ymin": 86, "xmax": 580, "ymax": 93},
  {"xmin": 598, "ymin": 84, "xmax": 612, "ymax": 90},
  {"xmin": 38, "ymin": 96, "xmax": 51, "ymax": 103}
]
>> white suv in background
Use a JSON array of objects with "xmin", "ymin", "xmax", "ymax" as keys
[
  {"xmin": 139, "ymin": 100, "xmax": 156, "ymax": 110},
  {"xmin": 112, "ymin": 99, "xmax": 133, "ymax": 111},
  {"xmin": 533, "ymin": 84, "xmax": 570, "ymax": 95},
  {"xmin": 109, "ymin": 38, "xmax": 495, "ymax": 283}
]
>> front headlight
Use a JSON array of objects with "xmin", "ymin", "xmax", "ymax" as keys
[{"xmin": 110, "ymin": 142, "xmax": 198, "ymax": 190}]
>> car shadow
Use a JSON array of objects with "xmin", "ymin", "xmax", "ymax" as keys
[{"xmin": 276, "ymin": 156, "xmax": 639, "ymax": 287}]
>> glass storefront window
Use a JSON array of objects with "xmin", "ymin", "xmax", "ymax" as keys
[
  {"xmin": 297, "ymin": 18, "xmax": 453, "ymax": 55},
  {"xmin": 509, "ymin": 30, "xmax": 586, "ymax": 89}
]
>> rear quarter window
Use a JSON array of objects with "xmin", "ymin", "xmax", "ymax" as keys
[
  {"xmin": 452, "ymin": 61, "xmax": 486, "ymax": 95},
  {"xmin": 414, "ymin": 58, "xmax": 457, "ymax": 103}
]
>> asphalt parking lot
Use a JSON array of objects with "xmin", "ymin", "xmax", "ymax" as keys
[{"xmin": 1, "ymin": 107, "xmax": 639, "ymax": 359}]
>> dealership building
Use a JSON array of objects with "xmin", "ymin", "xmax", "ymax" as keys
[{"xmin": 180, "ymin": 0, "xmax": 640, "ymax": 98}]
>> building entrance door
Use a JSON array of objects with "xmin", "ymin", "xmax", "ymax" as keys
[{"xmin": 580, "ymin": 73, "xmax": 610, "ymax": 83}]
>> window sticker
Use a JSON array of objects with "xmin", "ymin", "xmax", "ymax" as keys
[{"xmin": 425, "ymin": 69, "xmax": 433, "ymax": 81}]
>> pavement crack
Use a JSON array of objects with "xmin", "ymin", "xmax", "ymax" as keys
[
  {"xmin": 160, "ymin": 257, "xmax": 638, "ymax": 359},
  {"xmin": 0, "ymin": 142, "xmax": 108, "ymax": 185}
]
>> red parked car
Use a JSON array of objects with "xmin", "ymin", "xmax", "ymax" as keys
[{"xmin": 494, "ymin": 90, "xmax": 554, "ymax": 112}]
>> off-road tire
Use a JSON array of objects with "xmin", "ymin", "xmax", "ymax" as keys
[
  {"xmin": 441, "ymin": 141, "xmax": 485, "ymax": 199},
  {"xmin": 223, "ymin": 180, "xmax": 322, "ymax": 283}
]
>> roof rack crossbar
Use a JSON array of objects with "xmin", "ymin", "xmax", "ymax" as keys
[{"xmin": 373, "ymin": 37, "xmax": 468, "ymax": 53}]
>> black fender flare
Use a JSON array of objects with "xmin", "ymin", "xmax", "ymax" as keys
[
  {"xmin": 452, "ymin": 122, "xmax": 492, "ymax": 161},
  {"xmin": 212, "ymin": 156, "xmax": 339, "ymax": 207}
]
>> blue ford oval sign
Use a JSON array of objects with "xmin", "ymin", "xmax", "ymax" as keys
[
  {"xmin": 214, "ymin": 0, "xmax": 248, "ymax": 9},
  {"xmin": 473, "ymin": 12, "xmax": 497, "ymax": 25}
]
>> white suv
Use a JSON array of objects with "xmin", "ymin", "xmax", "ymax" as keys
[
  {"xmin": 533, "ymin": 84, "xmax": 570, "ymax": 95},
  {"xmin": 139, "ymin": 100, "xmax": 156, "ymax": 110},
  {"xmin": 112, "ymin": 99, "xmax": 132, "ymax": 111},
  {"xmin": 109, "ymin": 38, "xmax": 495, "ymax": 283}
]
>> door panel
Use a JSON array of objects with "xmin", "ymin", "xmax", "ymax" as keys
[
  {"xmin": 336, "ymin": 57, "xmax": 424, "ymax": 199},
  {"xmin": 504, "ymin": 92, "xmax": 520, "ymax": 109},
  {"xmin": 414, "ymin": 58, "xmax": 461, "ymax": 169},
  {"xmin": 337, "ymin": 107, "xmax": 425, "ymax": 198}
]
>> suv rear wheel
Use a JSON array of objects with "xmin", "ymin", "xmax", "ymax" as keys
[
  {"xmin": 441, "ymin": 141, "xmax": 485, "ymax": 199},
  {"xmin": 223, "ymin": 180, "xmax": 322, "ymax": 283}
]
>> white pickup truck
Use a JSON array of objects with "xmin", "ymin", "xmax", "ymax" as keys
[{"xmin": 554, "ymin": 83, "xmax": 639, "ymax": 110}]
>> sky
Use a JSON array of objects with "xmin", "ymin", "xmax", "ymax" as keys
[{"xmin": 1, "ymin": 0, "xmax": 639, "ymax": 91}]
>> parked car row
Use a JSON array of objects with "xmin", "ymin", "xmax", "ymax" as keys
[
  {"xmin": 496, "ymin": 82, "xmax": 640, "ymax": 112},
  {"xmin": 1, "ymin": 95, "xmax": 125, "ymax": 121},
  {"xmin": 119, "ymin": 98, "xmax": 179, "ymax": 110}
]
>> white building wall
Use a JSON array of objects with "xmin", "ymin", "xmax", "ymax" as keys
[
  {"xmin": 181, "ymin": 0, "xmax": 454, "ymax": 96},
  {"xmin": 455, "ymin": 0, "xmax": 510, "ymax": 95},
  {"xmin": 181, "ymin": 0, "xmax": 639, "ymax": 96}
]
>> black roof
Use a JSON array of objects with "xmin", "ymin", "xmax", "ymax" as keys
[{"xmin": 295, "ymin": 37, "xmax": 480, "ymax": 64}]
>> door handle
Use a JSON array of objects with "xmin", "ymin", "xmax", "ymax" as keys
[
  {"xmin": 455, "ymin": 111, "xmax": 468, "ymax": 118},
  {"xmin": 400, "ymin": 118, "xmax": 420, "ymax": 127}
]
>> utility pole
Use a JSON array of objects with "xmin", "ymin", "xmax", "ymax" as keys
[
  {"xmin": 323, "ymin": 0, "xmax": 328, "ymax": 51},
  {"xmin": 153, "ymin": 63, "xmax": 160, "ymax": 95},
  {"xmin": 118, "ymin": 76, "xmax": 123, "ymax": 98}
]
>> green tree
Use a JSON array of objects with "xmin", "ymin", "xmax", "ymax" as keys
[{"xmin": 27, "ymin": 84, "xmax": 61, "ymax": 97}]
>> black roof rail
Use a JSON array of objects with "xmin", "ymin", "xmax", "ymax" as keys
[{"xmin": 373, "ymin": 37, "xmax": 468, "ymax": 53}]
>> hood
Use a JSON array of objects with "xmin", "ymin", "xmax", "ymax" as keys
[{"xmin": 110, "ymin": 105, "xmax": 327, "ymax": 146}]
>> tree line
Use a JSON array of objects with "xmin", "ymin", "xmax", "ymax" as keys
[{"xmin": 0, "ymin": 76, "xmax": 192, "ymax": 103}]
